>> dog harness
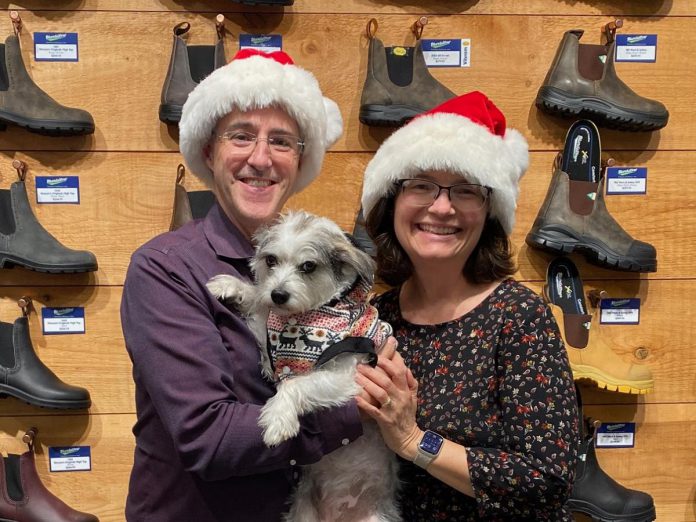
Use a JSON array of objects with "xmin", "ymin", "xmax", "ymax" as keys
[{"xmin": 267, "ymin": 279, "xmax": 392, "ymax": 381}]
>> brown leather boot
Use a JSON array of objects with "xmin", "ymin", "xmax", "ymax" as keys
[
  {"xmin": 545, "ymin": 257, "xmax": 654, "ymax": 394},
  {"xmin": 536, "ymin": 24, "xmax": 668, "ymax": 132},
  {"xmin": 159, "ymin": 20, "xmax": 226, "ymax": 124},
  {"xmin": 0, "ymin": 428, "xmax": 98, "ymax": 522},
  {"xmin": 0, "ymin": 35, "xmax": 94, "ymax": 136},
  {"xmin": 169, "ymin": 165, "xmax": 214, "ymax": 231},
  {"xmin": 359, "ymin": 20, "xmax": 455, "ymax": 127}
]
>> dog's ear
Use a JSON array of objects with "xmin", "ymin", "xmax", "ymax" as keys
[{"xmin": 331, "ymin": 237, "xmax": 376, "ymax": 285}]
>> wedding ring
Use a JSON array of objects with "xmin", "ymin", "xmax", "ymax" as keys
[{"xmin": 382, "ymin": 397, "xmax": 392, "ymax": 408}]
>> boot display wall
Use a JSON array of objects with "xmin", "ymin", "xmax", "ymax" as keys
[{"xmin": 0, "ymin": 428, "xmax": 98, "ymax": 522}]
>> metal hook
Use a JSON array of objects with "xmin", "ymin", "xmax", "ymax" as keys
[
  {"xmin": 18, "ymin": 296, "xmax": 33, "ymax": 317},
  {"xmin": 603, "ymin": 19, "xmax": 623, "ymax": 44},
  {"xmin": 411, "ymin": 16, "xmax": 428, "ymax": 40},
  {"xmin": 10, "ymin": 11, "xmax": 22, "ymax": 36},
  {"xmin": 173, "ymin": 22, "xmax": 190, "ymax": 37},
  {"xmin": 23, "ymin": 427, "xmax": 38, "ymax": 451},
  {"xmin": 12, "ymin": 159, "xmax": 27, "ymax": 181},
  {"xmin": 215, "ymin": 14, "xmax": 225, "ymax": 40},
  {"xmin": 588, "ymin": 289, "xmax": 608, "ymax": 309},
  {"xmin": 176, "ymin": 164, "xmax": 185, "ymax": 185},
  {"xmin": 366, "ymin": 18, "xmax": 378, "ymax": 40}
]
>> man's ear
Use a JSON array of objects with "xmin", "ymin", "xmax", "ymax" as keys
[{"xmin": 204, "ymin": 141, "xmax": 215, "ymax": 171}]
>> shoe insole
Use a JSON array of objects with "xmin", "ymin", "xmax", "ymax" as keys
[
  {"xmin": 546, "ymin": 256, "xmax": 587, "ymax": 316},
  {"xmin": 561, "ymin": 120, "xmax": 601, "ymax": 183}
]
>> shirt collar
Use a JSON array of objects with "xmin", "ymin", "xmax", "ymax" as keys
[{"xmin": 203, "ymin": 202, "xmax": 256, "ymax": 260}]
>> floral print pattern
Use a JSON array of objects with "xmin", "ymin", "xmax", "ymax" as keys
[{"xmin": 373, "ymin": 279, "xmax": 580, "ymax": 521}]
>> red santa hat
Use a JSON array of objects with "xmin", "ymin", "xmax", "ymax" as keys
[
  {"xmin": 361, "ymin": 91, "xmax": 528, "ymax": 234},
  {"xmin": 179, "ymin": 49, "xmax": 343, "ymax": 193}
]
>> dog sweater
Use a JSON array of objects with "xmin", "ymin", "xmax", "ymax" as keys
[{"xmin": 267, "ymin": 279, "xmax": 393, "ymax": 381}]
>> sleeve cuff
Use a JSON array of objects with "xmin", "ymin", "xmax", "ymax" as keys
[{"xmin": 315, "ymin": 400, "xmax": 364, "ymax": 453}]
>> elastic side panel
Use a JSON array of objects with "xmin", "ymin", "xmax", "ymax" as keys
[
  {"xmin": 577, "ymin": 44, "xmax": 607, "ymax": 81},
  {"xmin": 0, "ymin": 189, "xmax": 16, "ymax": 235},
  {"xmin": 0, "ymin": 44, "xmax": 8, "ymax": 91},
  {"xmin": 187, "ymin": 191, "xmax": 216, "ymax": 220},
  {"xmin": 0, "ymin": 321, "xmax": 16, "ymax": 368},
  {"xmin": 385, "ymin": 46, "xmax": 414, "ymax": 87},
  {"xmin": 4, "ymin": 454, "xmax": 24, "ymax": 501},
  {"xmin": 187, "ymin": 45, "xmax": 216, "ymax": 83}
]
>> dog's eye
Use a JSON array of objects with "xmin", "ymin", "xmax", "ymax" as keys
[
  {"xmin": 265, "ymin": 255, "xmax": 278, "ymax": 268},
  {"xmin": 299, "ymin": 261, "xmax": 316, "ymax": 274}
]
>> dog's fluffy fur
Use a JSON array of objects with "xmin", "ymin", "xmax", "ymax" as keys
[{"xmin": 207, "ymin": 210, "xmax": 400, "ymax": 522}]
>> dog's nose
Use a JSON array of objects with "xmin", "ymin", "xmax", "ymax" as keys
[{"xmin": 271, "ymin": 289, "xmax": 290, "ymax": 305}]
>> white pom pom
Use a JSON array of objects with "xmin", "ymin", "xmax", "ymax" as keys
[{"xmin": 322, "ymin": 97, "xmax": 344, "ymax": 149}]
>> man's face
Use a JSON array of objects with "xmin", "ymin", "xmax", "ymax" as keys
[{"xmin": 204, "ymin": 106, "xmax": 302, "ymax": 239}]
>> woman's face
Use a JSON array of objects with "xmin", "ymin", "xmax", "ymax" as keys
[{"xmin": 393, "ymin": 170, "xmax": 488, "ymax": 271}]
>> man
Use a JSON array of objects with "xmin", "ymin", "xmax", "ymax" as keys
[{"xmin": 121, "ymin": 49, "xmax": 365, "ymax": 521}]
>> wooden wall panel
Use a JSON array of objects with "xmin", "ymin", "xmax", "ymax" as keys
[{"xmin": 0, "ymin": 12, "xmax": 692, "ymax": 152}]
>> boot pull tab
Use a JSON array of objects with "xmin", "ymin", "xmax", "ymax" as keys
[
  {"xmin": 23, "ymin": 427, "xmax": 38, "ymax": 451},
  {"xmin": 12, "ymin": 159, "xmax": 27, "ymax": 181},
  {"xmin": 18, "ymin": 296, "xmax": 33, "ymax": 317},
  {"xmin": 10, "ymin": 10, "xmax": 22, "ymax": 36},
  {"xmin": 176, "ymin": 164, "xmax": 186, "ymax": 185},
  {"xmin": 365, "ymin": 18, "xmax": 378, "ymax": 40},
  {"xmin": 411, "ymin": 16, "xmax": 428, "ymax": 40},
  {"xmin": 173, "ymin": 22, "xmax": 191, "ymax": 37},
  {"xmin": 553, "ymin": 151, "xmax": 563, "ymax": 173},
  {"xmin": 588, "ymin": 289, "xmax": 608, "ymax": 310},
  {"xmin": 215, "ymin": 14, "xmax": 226, "ymax": 40},
  {"xmin": 603, "ymin": 19, "xmax": 622, "ymax": 45}
]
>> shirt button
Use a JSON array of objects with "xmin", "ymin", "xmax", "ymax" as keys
[
  {"xmin": 290, "ymin": 459, "xmax": 297, "ymax": 466},
  {"xmin": 341, "ymin": 438, "xmax": 350, "ymax": 446}
]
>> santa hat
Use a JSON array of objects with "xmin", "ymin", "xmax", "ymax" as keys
[
  {"xmin": 361, "ymin": 91, "xmax": 528, "ymax": 234},
  {"xmin": 179, "ymin": 49, "xmax": 343, "ymax": 193}
]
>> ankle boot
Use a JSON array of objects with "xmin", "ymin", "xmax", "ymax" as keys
[
  {"xmin": 0, "ymin": 35, "xmax": 94, "ymax": 136},
  {"xmin": 169, "ymin": 165, "xmax": 215, "ymax": 231},
  {"xmin": 526, "ymin": 121, "xmax": 656, "ymax": 272},
  {"xmin": 0, "ymin": 161, "xmax": 97, "ymax": 273},
  {"xmin": 359, "ymin": 22, "xmax": 456, "ymax": 127},
  {"xmin": 568, "ymin": 419, "xmax": 656, "ymax": 521},
  {"xmin": 159, "ymin": 20, "xmax": 226, "ymax": 124},
  {"xmin": 536, "ymin": 26, "xmax": 668, "ymax": 132},
  {"xmin": 0, "ymin": 299, "xmax": 91, "ymax": 410},
  {"xmin": 0, "ymin": 428, "xmax": 99, "ymax": 522},
  {"xmin": 545, "ymin": 257, "xmax": 654, "ymax": 394}
]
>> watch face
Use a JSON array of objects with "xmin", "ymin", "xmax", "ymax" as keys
[{"xmin": 419, "ymin": 430, "xmax": 444, "ymax": 455}]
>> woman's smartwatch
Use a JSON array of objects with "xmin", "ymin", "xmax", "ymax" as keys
[{"xmin": 413, "ymin": 430, "xmax": 444, "ymax": 469}]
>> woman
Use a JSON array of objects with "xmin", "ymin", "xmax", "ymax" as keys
[{"xmin": 355, "ymin": 92, "xmax": 580, "ymax": 521}]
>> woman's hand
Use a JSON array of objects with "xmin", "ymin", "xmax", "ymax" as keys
[{"xmin": 355, "ymin": 349, "xmax": 421, "ymax": 460}]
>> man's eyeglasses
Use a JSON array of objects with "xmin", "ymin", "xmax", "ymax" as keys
[
  {"xmin": 216, "ymin": 130, "xmax": 305, "ymax": 157},
  {"xmin": 396, "ymin": 178, "xmax": 492, "ymax": 211}
]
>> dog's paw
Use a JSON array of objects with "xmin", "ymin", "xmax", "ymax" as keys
[
  {"xmin": 206, "ymin": 275, "xmax": 247, "ymax": 305},
  {"xmin": 259, "ymin": 402, "xmax": 301, "ymax": 447}
]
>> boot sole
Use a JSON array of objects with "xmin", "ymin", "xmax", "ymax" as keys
[
  {"xmin": 572, "ymin": 364, "xmax": 654, "ymax": 394},
  {"xmin": 230, "ymin": 0, "xmax": 294, "ymax": 4},
  {"xmin": 0, "ymin": 110, "xmax": 94, "ymax": 136},
  {"xmin": 0, "ymin": 254, "xmax": 97, "ymax": 273},
  {"xmin": 526, "ymin": 226, "xmax": 657, "ymax": 272},
  {"xmin": 567, "ymin": 498, "xmax": 656, "ymax": 521},
  {"xmin": 159, "ymin": 103, "xmax": 183, "ymax": 124},
  {"xmin": 359, "ymin": 104, "xmax": 424, "ymax": 127},
  {"xmin": 0, "ymin": 385, "xmax": 91, "ymax": 410},
  {"xmin": 536, "ymin": 86, "xmax": 668, "ymax": 132}
]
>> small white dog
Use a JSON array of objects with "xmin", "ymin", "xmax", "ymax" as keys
[{"xmin": 207, "ymin": 210, "xmax": 400, "ymax": 522}]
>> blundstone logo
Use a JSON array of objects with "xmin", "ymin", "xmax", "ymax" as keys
[
  {"xmin": 618, "ymin": 168, "xmax": 638, "ymax": 176},
  {"xmin": 47, "ymin": 177, "xmax": 68, "ymax": 186},
  {"xmin": 572, "ymin": 135, "xmax": 583, "ymax": 162},
  {"xmin": 612, "ymin": 299, "xmax": 630, "ymax": 307},
  {"xmin": 250, "ymin": 36, "xmax": 272, "ymax": 45},
  {"xmin": 606, "ymin": 423, "xmax": 626, "ymax": 431},
  {"xmin": 59, "ymin": 447, "xmax": 81, "ymax": 456},
  {"xmin": 45, "ymin": 33, "xmax": 68, "ymax": 42},
  {"xmin": 53, "ymin": 308, "xmax": 75, "ymax": 316},
  {"xmin": 587, "ymin": 192, "xmax": 597, "ymax": 201},
  {"xmin": 555, "ymin": 273, "xmax": 564, "ymax": 297},
  {"xmin": 431, "ymin": 40, "xmax": 452, "ymax": 49},
  {"xmin": 627, "ymin": 35, "xmax": 648, "ymax": 44}
]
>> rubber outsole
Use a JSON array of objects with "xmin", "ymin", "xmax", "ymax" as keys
[
  {"xmin": 0, "ymin": 254, "xmax": 97, "ymax": 274},
  {"xmin": 526, "ymin": 227, "xmax": 657, "ymax": 273},
  {"xmin": 0, "ymin": 110, "xmax": 94, "ymax": 136},
  {"xmin": 536, "ymin": 86, "xmax": 668, "ymax": 132},
  {"xmin": 567, "ymin": 498, "xmax": 656, "ymax": 522},
  {"xmin": 159, "ymin": 104, "xmax": 182, "ymax": 125},
  {"xmin": 359, "ymin": 104, "xmax": 423, "ymax": 127},
  {"xmin": 571, "ymin": 366, "xmax": 654, "ymax": 395},
  {"xmin": 0, "ymin": 387, "xmax": 91, "ymax": 410}
]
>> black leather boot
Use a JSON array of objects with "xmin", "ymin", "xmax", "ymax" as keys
[
  {"xmin": 568, "ymin": 417, "xmax": 656, "ymax": 521},
  {"xmin": 0, "ymin": 298, "xmax": 91, "ymax": 409},
  {"xmin": 0, "ymin": 34, "xmax": 94, "ymax": 135},
  {"xmin": 0, "ymin": 428, "xmax": 99, "ymax": 521},
  {"xmin": 169, "ymin": 164, "xmax": 215, "ymax": 231},
  {"xmin": 0, "ymin": 160, "xmax": 97, "ymax": 273}
]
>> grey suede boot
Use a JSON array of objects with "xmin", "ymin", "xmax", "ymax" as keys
[
  {"xmin": 359, "ymin": 28, "xmax": 456, "ymax": 127},
  {"xmin": 169, "ymin": 164, "xmax": 215, "ymax": 231},
  {"xmin": 0, "ymin": 299, "xmax": 91, "ymax": 410},
  {"xmin": 0, "ymin": 35, "xmax": 94, "ymax": 136},
  {"xmin": 159, "ymin": 20, "xmax": 226, "ymax": 124},
  {"xmin": 0, "ymin": 161, "xmax": 97, "ymax": 273},
  {"xmin": 536, "ymin": 24, "xmax": 668, "ymax": 131}
]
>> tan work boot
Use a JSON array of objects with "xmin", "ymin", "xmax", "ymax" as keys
[{"xmin": 536, "ymin": 21, "xmax": 668, "ymax": 131}]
